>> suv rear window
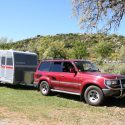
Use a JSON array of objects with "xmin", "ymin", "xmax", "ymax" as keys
[
  {"xmin": 38, "ymin": 62, "xmax": 51, "ymax": 71},
  {"xmin": 50, "ymin": 62, "xmax": 62, "ymax": 72}
]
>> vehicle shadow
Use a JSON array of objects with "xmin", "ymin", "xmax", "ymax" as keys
[
  {"xmin": 1, "ymin": 84, "xmax": 125, "ymax": 107},
  {"xmin": 104, "ymin": 97, "xmax": 125, "ymax": 107},
  {"xmin": 0, "ymin": 84, "xmax": 37, "ymax": 91},
  {"xmin": 55, "ymin": 93, "xmax": 83, "ymax": 102},
  {"xmin": 54, "ymin": 93, "xmax": 125, "ymax": 107}
]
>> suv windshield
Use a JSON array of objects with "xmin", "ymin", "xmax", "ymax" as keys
[{"xmin": 74, "ymin": 61, "xmax": 99, "ymax": 72}]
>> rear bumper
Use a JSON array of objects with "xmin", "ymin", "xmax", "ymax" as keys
[
  {"xmin": 102, "ymin": 88, "xmax": 125, "ymax": 97},
  {"xmin": 33, "ymin": 82, "xmax": 39, "ymax": 89}
]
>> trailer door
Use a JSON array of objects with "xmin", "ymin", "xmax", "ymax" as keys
[
  {"xmin": 5, "ymin": 51, "xmax": 14, "ymax": 83},
  {"xmin": 1, "ymin": 53, "xmax": 6, "ymax": 80}
]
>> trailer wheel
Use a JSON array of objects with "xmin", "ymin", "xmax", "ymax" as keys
[
  {"xmin": 84, "ymin": 86, "xmax": 104, "ymax": 106},
  {"xmin": 40, "ymin": 81, "xmax": 50, "ymax": 96}
]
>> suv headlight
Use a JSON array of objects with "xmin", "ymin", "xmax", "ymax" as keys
[{"xmin": 105, "ymin": 80, "xmax": 120, "ymax": 88}]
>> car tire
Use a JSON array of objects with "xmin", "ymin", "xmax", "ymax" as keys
[
  {"xmin": 40, "ymin": 81, "xmax": 50, "ymax": 96},
  {"xmin": 84, "ymin": 85, "xmax": 104, "ymax": 106}
]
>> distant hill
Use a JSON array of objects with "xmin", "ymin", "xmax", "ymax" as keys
[{"xmin": 0, "ymin": 33, "xmax": 125, "ymax": 62}]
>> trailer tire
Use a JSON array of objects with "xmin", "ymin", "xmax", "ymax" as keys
[{"xmin": 40, "ymin": 81, "xmax": 50, "ymax": 96}]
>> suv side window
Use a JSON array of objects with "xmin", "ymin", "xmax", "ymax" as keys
[
  {"xmin": 50, "ymin": 62, "xmax": 62, "ymax": 72},
  {"xmin": 38, "ymin": 62, "xmax": 51, "ymax": 71},
  {"xmin": 62, "ymin": 62, "xmax": 75, "ymax": 73}
]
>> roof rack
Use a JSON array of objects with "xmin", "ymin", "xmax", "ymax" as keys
[{"xmin": 43, "ymin": 58, "xmax": 65, "ymax": 60}]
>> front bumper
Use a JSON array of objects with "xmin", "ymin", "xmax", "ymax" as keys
[
  {"xmin": 102, "ymin": 88, "xmax": 125, "ymax": 97},
  {"xmin": 103, "ymin": 78, "xmax": 125, "ymax": 97}
]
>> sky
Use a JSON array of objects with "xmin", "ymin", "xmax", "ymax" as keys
[{"xmin": 0, "ymin": 0, "xmax": 125, "ymax": 42}]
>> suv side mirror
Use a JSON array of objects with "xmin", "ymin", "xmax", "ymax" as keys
[{"xmin": 98, "ymin": 69, "xmax": 101, "ymax": 72}]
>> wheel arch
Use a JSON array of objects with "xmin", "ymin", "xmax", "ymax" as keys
[
  {"xmin": 38, "ymin": 79, "xmax": 51, "ymax": 89},
  {"xmin": 81, "ymin": 83, "xmax": 102, "ymax": 97}
]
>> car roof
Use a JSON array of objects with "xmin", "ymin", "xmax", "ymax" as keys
[{"xmin": 42, "ymin": 59, "xmax": 86, "ymax": 62}]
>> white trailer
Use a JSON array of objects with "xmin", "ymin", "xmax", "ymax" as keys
[{"xmin": 0, "ymin": 50, "xmax": 37, "ymax": 85}]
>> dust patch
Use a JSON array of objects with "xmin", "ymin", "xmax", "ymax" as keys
[{"xmin": 0, "ymin": 107, "xmax": 52, "ymax": 125}]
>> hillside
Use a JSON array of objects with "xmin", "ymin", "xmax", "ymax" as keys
[{"xmin": 0, "ymin": 33, "xmax": 125, "ymax": 62}]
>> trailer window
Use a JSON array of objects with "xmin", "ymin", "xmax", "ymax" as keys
[
  {"xmin": 7, "ymin": 57, "xmax": 13, "ymax": 65},
  {"xmin": 14, "ymin": 53, "xmax": 37, "ymax": 66},
  {"xmin": 1, "ymin": 56, "xmax": 5, "ymax": 65}
]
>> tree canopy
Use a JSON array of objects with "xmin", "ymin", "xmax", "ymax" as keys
[{"xmin": 72, "ymin": 0, "xmax": 125, "ymax": 32}]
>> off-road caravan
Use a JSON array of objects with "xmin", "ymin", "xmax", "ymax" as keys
[{"xmin": 0, "ymin": 50, "xmax": 37, "ymax": 85}]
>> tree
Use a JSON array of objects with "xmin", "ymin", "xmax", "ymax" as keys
[
  {"xmin": 72, "ymin": 41, "xmax": 89, "ymax": 59},
  {"xmin": 95, "ymin": 41, "xmax": 114, "ymax": 59},
  {"xmin": 0, "ymin": 37, "xmax": 13, "ymax": 49},
  {"xmin": 119, "ymin": 45, "xmax": 125, "ymax": 61},
  {"xmin": 42, "ymin": 41, "xmax": 67, "ymax": 59},
  {"xmin": 72, "ymin": 0, "xmax": 125, "ymax": 32}
]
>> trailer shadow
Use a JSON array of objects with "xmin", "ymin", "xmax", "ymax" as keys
[{"xmin": 0, "ymin": 84, "xmax": 37, "ymax": 91}]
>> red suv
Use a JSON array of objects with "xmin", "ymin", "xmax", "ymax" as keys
[{"xmin": 34, "ymin": 60, "xmax": 125, "ymax": 106}]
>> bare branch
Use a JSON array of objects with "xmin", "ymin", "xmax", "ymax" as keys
[{"xmin": 72, "ymin": 0, "xmax": 125, "ymax": 32}]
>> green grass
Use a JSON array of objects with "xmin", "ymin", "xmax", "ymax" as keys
[{"xmin": 0, "ymin": 85, "xmax": 125, "ymax": 125}]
